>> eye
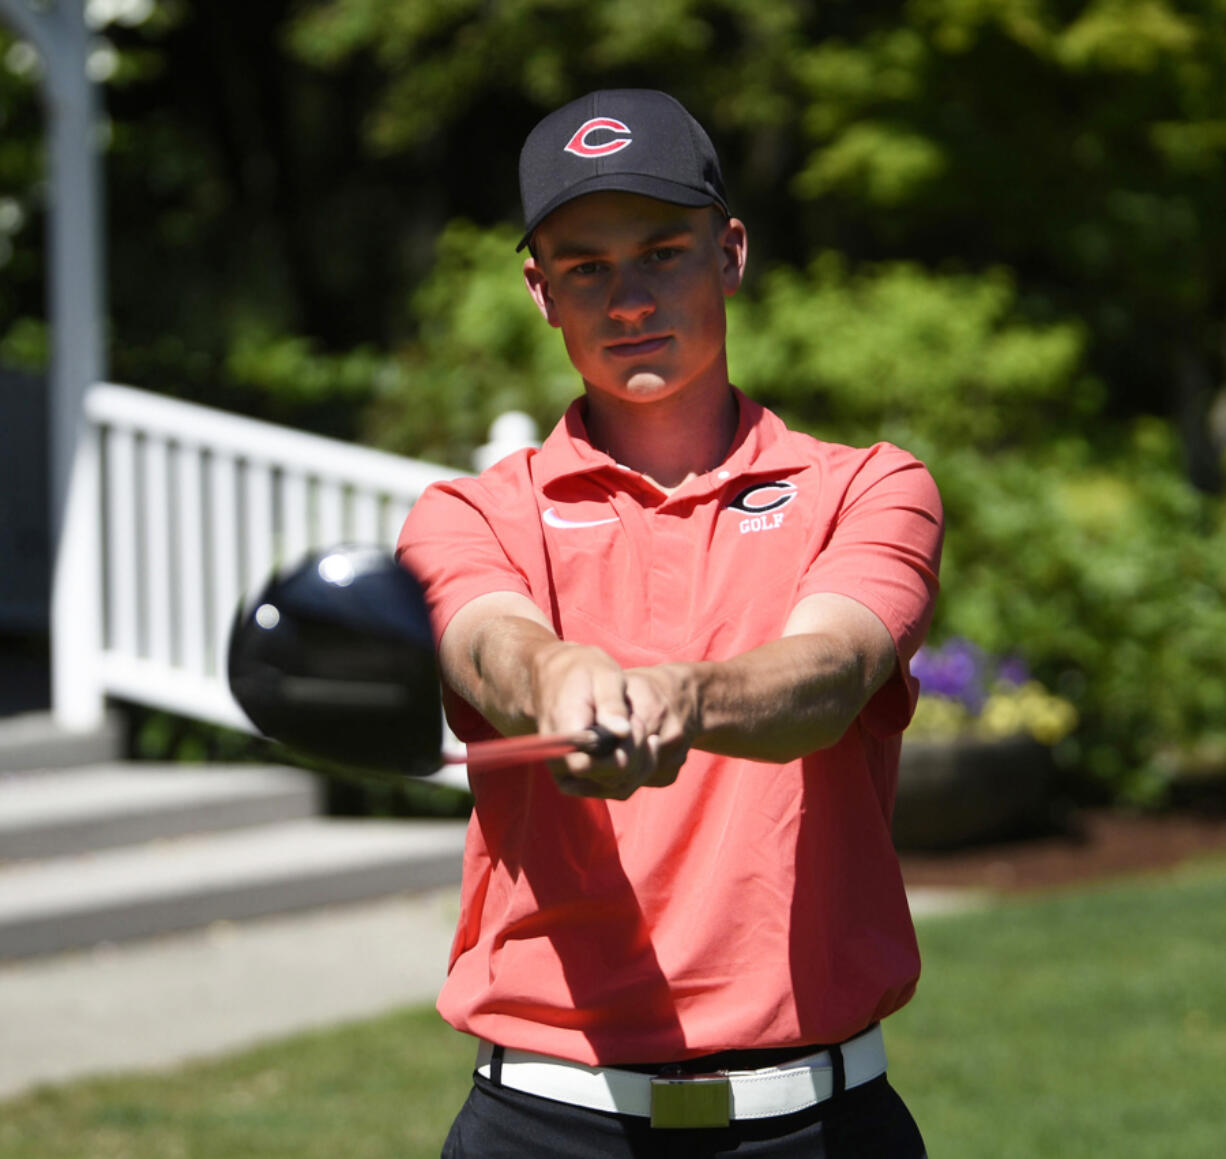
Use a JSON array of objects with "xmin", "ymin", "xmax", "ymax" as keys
[
  {"xmin": 647, "ymin": 246, "xmax": 683, "ymax": 263},
  {"xmin": 569, "ymin": 260, "xmax": 606, "ymax": 277}
]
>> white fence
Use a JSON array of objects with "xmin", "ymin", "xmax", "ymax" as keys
[{"xmin": 51, "ymin": 382, "xmax": 536, "ymax": 769}]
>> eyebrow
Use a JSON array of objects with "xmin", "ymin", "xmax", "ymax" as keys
[{"xmin": 546, "ymin": 223, "xmax": 697, "ymax": 263}]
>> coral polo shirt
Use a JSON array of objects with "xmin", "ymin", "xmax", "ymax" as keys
[{"xmin": 397, "ymin": 389, "xmax": 943, "ymax": 1065}]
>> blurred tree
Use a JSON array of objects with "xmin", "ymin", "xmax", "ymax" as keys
[
  {"xmin": 787, "ymin": 0, "xmax": 1226, "ymax": 490},
  {"xmin": 0, "ymin": 19, "xmax": 45, "ymax": 372},
  {"xmin": 9, "ymin": 0, "xmax": 1226, "ymax": 470},
  {"xmin": 100, "ymin": 0, "xmax": 407, "ymax": 420},
  {"xmin": 362, "ymin": 220, "xmax": 575, "ymax": 464},
  {"xmin": 283, "ymin": 0, "xmax": 820, "ymax": 289},
  {"xmin": 283, "ymin": 0, "xmax": 1226, "ymax": 483}
]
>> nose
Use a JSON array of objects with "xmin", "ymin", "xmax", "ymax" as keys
[{"xmin": 607, "ymin": 265, "xmax": 655, "ymax": 324}]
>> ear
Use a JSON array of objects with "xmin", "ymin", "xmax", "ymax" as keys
[
  {"xmin": 718, "ymin": 217, "xmax": 748, "ymax": 297},
  {"xmin": 523, "ymin": 258, "xmax": 561, "ymax": 327}
]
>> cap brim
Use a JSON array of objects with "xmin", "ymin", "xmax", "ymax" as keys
[{"xmin": 517, "ymin": 174, "xmax": 728, "ymax": 252}]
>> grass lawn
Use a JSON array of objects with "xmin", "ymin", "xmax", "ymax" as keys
[
  {"xmin": 2, "ymin": 859, "xmax": 1224, "ymax": 1158},
  {"xmin": 891, "ymin": 857, "xmax": 1226, "ymax": 1157}
]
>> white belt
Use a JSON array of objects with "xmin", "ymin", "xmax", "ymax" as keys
[{"xmin": 475, "ymin": 1023, "xmax": 888, "ymax": 1129}]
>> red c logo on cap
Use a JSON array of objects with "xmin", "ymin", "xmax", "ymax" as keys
[{"xmin": 564, "ymin": 118, "xmax": 633, "ymax": 158}]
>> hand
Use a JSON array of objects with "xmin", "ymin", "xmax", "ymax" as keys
[
  {"xmin": 621, "ymin": 663, "xmax": 699, "ymax": 787},
  {"xmin": 531, "ymin": 645, "xmax": 693, "ymax": 800}
]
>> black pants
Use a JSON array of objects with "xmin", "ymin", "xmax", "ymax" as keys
[{"xmin": 441, "ymin": 1073, "xmax": 926, "ymax": 1158}]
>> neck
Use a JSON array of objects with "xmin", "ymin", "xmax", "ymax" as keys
[{"xmin": 583, "ymin": 380, "xmax": 739, "ymax": 492}]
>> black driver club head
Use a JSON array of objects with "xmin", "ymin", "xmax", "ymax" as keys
[{"xmin": 227, "ymin": 545, "xmax": 443, "ymax": 777}]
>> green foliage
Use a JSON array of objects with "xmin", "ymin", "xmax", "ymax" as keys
[
  {"xmin": 226, "ymin": 330, "xmax": 387, "ymax": 403},
  {"xmin": 0, "ymin": 22, "xmax": 45, "ymax": 353},
  {"xmin": 932, "ymin": 437, "xmax": 1226, "ymax": 800},
  {"xmin": 0, "ymin": 316, "xmax": 47, "ymax": 372},
  {"xmin": 288, "ymin": 0, "xmax": 807, "ymax": 154},
  {"xmin": 787, "ymin": 0, "xmax": 1226, "ymax": 426},
  {"xmin": 364, "ymin": 220, "xmax": 578, "ymax": 466},
  {"xmin": 728, "ymin": 254, "xmax": 1095, "ymax": 448},
  {"xmin": 793, "ymin": 120, "xmax": 947, "ymax": 206},
  {"xmin": 220, "ymin": 326, "xmax": 393, "ymax": 436}
]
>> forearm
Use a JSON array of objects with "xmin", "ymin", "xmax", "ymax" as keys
[
  {"xmin": 438, "ymin": 592, "xmax": 631, "ymax": 744},
  {"xmin": 686, "ymin": 632, "xmax": 881, "ymax": 762},
  {"xmin": 643, "ymin": 593, "xmax": 898, "ymax": 764},
  {"xmin": 453, "ymin": 613, "xmax": 561, "ymax": 736}
]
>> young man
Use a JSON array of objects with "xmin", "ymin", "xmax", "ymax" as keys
[{"xmin": 398, "ymin": 90, "xmax": 942, "ymax": 1158}]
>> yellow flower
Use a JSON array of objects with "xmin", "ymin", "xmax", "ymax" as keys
[{"xmin": 909, "ymin": 683, "xmax": 1078, "ymax": 744}]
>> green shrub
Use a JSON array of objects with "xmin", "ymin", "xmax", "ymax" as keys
[
  {"xmin": 362, "ymin": 220, "xmax": 578, "ymax": 467},
  {"xmin": 727, "ymin": 252, "xmax": 1100, "ymax": 449}
]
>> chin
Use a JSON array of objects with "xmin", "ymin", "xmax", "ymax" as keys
[{"xmin": 624, "ymin": 371, "xmax": 671, "ymax": 396}]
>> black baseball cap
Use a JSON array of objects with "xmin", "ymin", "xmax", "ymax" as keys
[{"xmin": 517, "ymin": 89, "xmax": 729, "ymax": 252}]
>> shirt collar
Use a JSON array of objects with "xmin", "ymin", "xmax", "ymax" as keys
[{"xmin": 531, "ymin": 387, "xmax": 811, "ymax": 494}]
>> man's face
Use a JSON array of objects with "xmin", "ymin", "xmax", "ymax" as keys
[{"xmin": 523, "ymin": 192, "xmax": 747, "ymax": 407}]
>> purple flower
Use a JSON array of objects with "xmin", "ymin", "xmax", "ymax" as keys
[
  {"xmin": 911, "ymin": 637, "xmax": 995, "ymax": 713},
  {"xmin": 996, "ymin": 655, "xmax": 1030, "ymax": 687}
]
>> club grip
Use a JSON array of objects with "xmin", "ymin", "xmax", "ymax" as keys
[{"xmin": 577, "ymin": 723, "xmax": 620, "ymax": 759}]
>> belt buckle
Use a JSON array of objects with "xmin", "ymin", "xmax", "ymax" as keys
[{"xmin": 649, "ymin": 1073, "xmax": 731, "ymax": 1129}]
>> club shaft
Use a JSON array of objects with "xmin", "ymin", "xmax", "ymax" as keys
[{"xmin": 442, "ymin": 727, "xmax": 615, "ymax": 771}]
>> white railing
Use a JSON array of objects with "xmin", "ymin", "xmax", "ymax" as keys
[{"xmin": 51, "ymin": 382, "xmax": 537, "ymax": 782}]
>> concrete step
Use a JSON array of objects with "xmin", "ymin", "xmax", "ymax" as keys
[
  {"xmin": 0, "ymin": 764, "xmax": 321, "ymax": 860},
  {"xmin": 0, "ymin": 817, "xmax": 467, "ymax": 960},
  {"xmin": 0, "ymin": 710, "xmax": 124, "ymax": 773}
]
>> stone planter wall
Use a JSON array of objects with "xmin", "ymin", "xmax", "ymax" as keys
[{"xmin": 892, "ymin": 733, "xmax": 1056, "ymax": 852}]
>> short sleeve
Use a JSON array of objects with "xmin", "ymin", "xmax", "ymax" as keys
[
  {"xmin": 797, "ymin": 445, "xmax": 943, "ymax": 736},
  {"xmin": 396, "ymin": 481, "xmax": 533, "ymax": 640},
  {"xmin": 396, "ymin": 477, "xmax": 536, "ymax": 741}
]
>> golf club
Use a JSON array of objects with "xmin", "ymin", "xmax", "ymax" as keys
[{"xmin": 227, "ymin": 545, "xmax": 616, "ymax": 776}]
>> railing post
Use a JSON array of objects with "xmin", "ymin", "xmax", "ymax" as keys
[
  {"xmin": 2, "ymin": 0, "xmax": 109, "ymax": 731},
  {"xmin": 473, "ymin": 411, "xmax": 540, "ymax": 472},
  {"xmin": 50, "ymin": 412, "xmax": 104, "ymax": 729}
]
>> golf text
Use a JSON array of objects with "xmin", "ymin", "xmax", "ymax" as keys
[{"xmin": 739, "ymin": 511, "xmax": 787, "ymax": 535}]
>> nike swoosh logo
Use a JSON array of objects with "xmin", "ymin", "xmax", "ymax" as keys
[{"xmin": 542, "ymin": 507, "xmax": 619, "ymax": 530}]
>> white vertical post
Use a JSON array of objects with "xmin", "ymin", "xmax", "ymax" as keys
[
  {"xmin": 209, "ymin": 451, "xmax": 240, "ymax": 678},
  {"xmin": 142, "ymin": 436, "xmax": 172, "ymax": 664},
  {"xmin": 353, "ymin": 491, "xmax": 381, "ymax": 545},
  {"xmin": 50, "ymin": 415, "xmax": 103, "ymax": 729},
  {"xmin": 386, "ymin": 498, "xmax": 414, "ymax": 547},
  {"xmin": 106, "ymin": 426, "xmax": 138, "ymax": 657},
  {"xmin": 282, "ymin": 471, "xmax": 309, "ymax": 563},
  {"xmin": 318, "ymin": 479, "xmax": 345, "ymax": 545},
  {"xmin": 473, "ymin": 411, "xmax": 539, "ymax": 472},
  {"xmin": 175, "ymin": 444, "xmax": 206, "ymax": 674},
  {"xmin": 244, "ymin": 460, "xmax": 274, "ymax": 592}
]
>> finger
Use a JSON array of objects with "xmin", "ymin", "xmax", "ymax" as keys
[
  {"xmin": 640, "ymin": 734, "xmax": 673, "ymax": 788},
  {"xmin": 553, "ymin": 717, "xmax": 649, "ymax": 798},
  {"xmin": 620, "ymin": 714, "xmax": 655, "ymax": 784},
  {"xmin": 557, "ymin": 730, "xmax": 629, "ymax": 778}
]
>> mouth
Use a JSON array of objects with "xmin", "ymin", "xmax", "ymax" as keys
[{"xmin": 605, "ymin": 334, "xmax": 671, "ymax": 358}]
